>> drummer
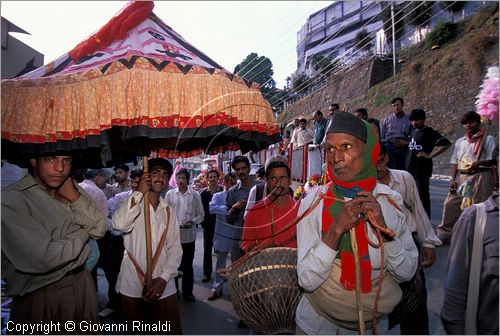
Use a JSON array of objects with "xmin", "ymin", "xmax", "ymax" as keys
[
  {"xmin": 295, "ymin": 111, "xmax": 418, "ymax": 334},
  {"xmin": 242, "ymin": 160, "xmax": 299, "ymax": 251}
]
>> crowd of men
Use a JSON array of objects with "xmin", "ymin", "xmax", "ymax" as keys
[{"xmin": 1, "ymin": 96, "xmax": 498, "ymax": 335}]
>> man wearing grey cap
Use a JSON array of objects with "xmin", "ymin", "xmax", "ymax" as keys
[{"xmin": 295, "ymin": 111, "xmax": 418, "ymax": 334}]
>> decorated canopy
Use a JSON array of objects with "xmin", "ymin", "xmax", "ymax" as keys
[{"xmin": 1, "ymin": 1, "xmax": 281, "ymax": 167}]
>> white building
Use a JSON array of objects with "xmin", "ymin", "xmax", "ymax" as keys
[{"xmin": 296, "ymin": 1, "xmax": 384, "ymax": 78}]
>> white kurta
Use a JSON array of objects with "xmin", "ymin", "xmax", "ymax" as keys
[
  {"xmin": 295, "ymin": 183, "xmax": 418, "ymax": 334},
  {"xmin": 113, "ymin": 191, "xmax": 182, "ymax": 299}
]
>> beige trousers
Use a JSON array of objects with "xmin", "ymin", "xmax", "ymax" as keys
[{"xmin": 437, "ymin": 170, "xmax": 494, "ymax": 241}]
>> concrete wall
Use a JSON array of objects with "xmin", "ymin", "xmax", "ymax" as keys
[{"xmin": 281, "ymin": 5, "xmax": 499, "ymax": 176}]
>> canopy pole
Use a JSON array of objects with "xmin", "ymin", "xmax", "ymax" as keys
[
  {"xmin": 350, "ymin": 227, "xmax": 366, "ymax": 335},
  {"xmin": 143, "ymin": 156, "xmax": 153, "ymax": 291}
]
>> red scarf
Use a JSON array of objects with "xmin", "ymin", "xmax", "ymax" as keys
[{"xmin": 465, "ymin": 128, "xmax": 484, "ymax": 156}]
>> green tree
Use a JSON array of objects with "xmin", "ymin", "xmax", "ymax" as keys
[
  {"xmin": 311, "ymin": 54, "xmax": 339, "ymax": 78},
  {"xmin": 406, "ymin": 2, "xmax": 434, "ymax": 42},
  {"xmin": 440, "ymin": 1, "xmax": 466, "ymax": 22},
  {"xmin": 234, "ymin": 53, "xmax": 276, "ymax": 91},
  {"xmin": 381, "ymin": 2, "xmax": 406, "ymax": 43},
  {"xmin": 292, "ymin": 74, "xmax": 310, "ymax": 94}
]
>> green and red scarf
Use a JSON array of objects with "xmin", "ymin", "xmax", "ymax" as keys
[{"xmin": 322, "ymin": 120, "xmax": 380, "ymax": 293}]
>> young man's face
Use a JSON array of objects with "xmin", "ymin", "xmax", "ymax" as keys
[
  {"xmin": 266, "ymin": 167, "xmax": 290, "ymax": 197},
  {"xmin": 392, "ymin": 101, "xmax": 404, "ymax": 114},
  {"xmin": 410, "ymin": 119, "xmax": 425, "ymax": 129},
  {"xmin": 114, "ymin": 168, "xmax": 129, "ymax": 183},
  {"xmin": 224, "ymin": 176, "xmax": 236, "ymax": 190},
  {"xmin": 176, "ymin": 173, "xmax": 189, "ymax": 190},
  {"xmin": 30, "ymin": 156, "xmax": 72, "ymax": 190},
  {"xmin": 150, "ymin": 167, "xmax": 169, "ymax": 193},
  {"xmin": 462, "ymin": 119, "xmax": 480, "ymax": 134},
  {"xmin": 207, "ymin": 171, "xmax": 219, "ymax": 188},
  {"xmin": 324, "ymin": 133, "xmax": 366, "ymax": 181},
  {"xmin": 94, "ymin": 173, "xmax": 108, "ymax": 189},
  {"xmin": 354, "ymin": 112, "xmax": 367, "ymax": 120},
  {"xmin": 328, "ymin": 105, "xmax": 337, "ymax": 116},
  {"xmin": 130, "ymin": 176, "xmax": 141, "ymax": 191},
  {"xmin": 299, "ymin": 121, "xmax": 306, "ymax": 130},
  {"xmin": 233, "ymin": 162, "xmax": 249, "ymax": 182}
]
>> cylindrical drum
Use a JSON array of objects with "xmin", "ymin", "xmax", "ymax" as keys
[{"xmin": 228, "ymin": 247, "xmax": 302, "ymax": 334}]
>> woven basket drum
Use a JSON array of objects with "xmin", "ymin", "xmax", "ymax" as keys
[{"xmin": 228, "ymin": 247, "xmax": 302, "ymax": 334}]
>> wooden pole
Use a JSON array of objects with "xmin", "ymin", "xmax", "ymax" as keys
[
  {"xmin": 350, "ymin": 227, "xmax": 366, "ymax": 335},
  {"xmin": 143, "ymin": 156, "xmax": 153, "ymax": 291}
]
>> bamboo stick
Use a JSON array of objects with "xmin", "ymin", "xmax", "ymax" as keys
[
  {"xmin": 350, "ymin": 227, "xmax": 366, "ymax": 335},
  {"xmin": 143, "ymin": 156, "xmax": 153, "ymax": 291}
]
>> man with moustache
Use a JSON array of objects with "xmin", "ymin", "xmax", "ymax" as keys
[
  {"xmin": 113, "ymin": 158, "xmax": 182, "ymax": 334},
  {"xmin": 381, "ymin": 97, "xmax": 411, "ymax": 170},
  {"xmin": 2, "ymin": 153, "xmax": 107, "ymax": 325},
  {"xmin": 226, "ymin": 156, "xmax": 255, "ymax": 262},
  {"xmin": 112, "ymin": 164, "xmax": 131, "ymax": 195},
  {"xmin": 165, "ymin": 168, "xmax": 204, "ymax": 302},
  {"xmin": 295, "ymin": 111, "xmax": 418, "ymax": 334},
  {"xmin": 242, "ymin": 160, "xmax": 299, "ymax": 252}
]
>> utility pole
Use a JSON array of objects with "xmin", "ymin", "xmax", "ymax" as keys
[{"xmin": 391, "ymin": 2, "xmax": 396, "ymax": 76}]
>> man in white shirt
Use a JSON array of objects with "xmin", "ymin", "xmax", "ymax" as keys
[
  {"xmin": 79, "ymin": 169, "xmax": 109, "ymax": 220},
  {"xmin": 295, "ymin": 111, "xmax": 418, "ymax": 334},
  {"xmin": 436, "ymin": 111, "xmax": 497, "ymax": 244},
  {"xmin": 376, "ymin": 143, "xmax": 442, "ymax": 334},
  {"xmin": 79, "ymin": 169, "xmax": 110, "ymax": 296},
  {"xmin": 289, "ymin": 118, "xmax": 314, "ymax": 150},
  {"xmin": 165, "ymin": 168, "xmax": 204, "ymax": 302},
  {"xmin": 113, "ymin": 158, "xmax": 182, "ymax": 333},
  {"xmin": 111, "ymin": 164, "xmax": 131, "ymax": 195}
]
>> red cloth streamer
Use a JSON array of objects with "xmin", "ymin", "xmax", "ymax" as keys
[{"xmin": 69, "ymin": 1, "xmax": 154, "ymax": 61}]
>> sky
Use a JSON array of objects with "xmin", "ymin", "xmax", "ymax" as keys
[{"xmin": 1, "ymin": 1, "xmax": 331, "ymax": 88}]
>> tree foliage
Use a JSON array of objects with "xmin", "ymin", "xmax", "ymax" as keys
[
  {"xmin": 234, "ymin": 53, "xmax": 276, "ymax": 90},
  {"xmin": 440, "ymin": 1, "xmax": 466, "ymax": 22},
  {"xmin": 381, "ymin": 1, "xmax": 406, "ymax": 42},
  {"xmin": 440, "ymin": 1, "xmax": 466, "ymax": 14},
  {"xmin": 311, "ymin": 54, "xmax": 341, "ymax": 78},
  {"xmin": 355, "ymin": 29, "xmax": 371, "ymax": 51},
  {"xmin": 292, "ymin": 74, "xmax": 310, "ymax": 94},
  {"xmin": 407, "ymin": 1, "xmax": 434, "ymax": 27}
]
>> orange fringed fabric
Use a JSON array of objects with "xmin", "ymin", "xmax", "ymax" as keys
[{"xmin": 1, "ymin": 65, "xmax": 278, "ymax": 144}]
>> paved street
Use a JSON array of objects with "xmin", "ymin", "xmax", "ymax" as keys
[{"xmin": 98, "ymin": 178, "xmax": 452, "ymax": 335}]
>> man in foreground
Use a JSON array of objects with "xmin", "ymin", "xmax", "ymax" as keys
[
  {"xmin": 441, "ymin": 192, "xmax": 498, "ymax": 334},
  {"xmin": 2, "ymin": 153, "xmax": 107, "ymax": 325},
  {"xmin": 295, "ymin": 111, "xmax": 418, "ymax": 334},
  {"xmin": 113, "ymin": 158, "xmax": 182, "ymax": 333}
]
